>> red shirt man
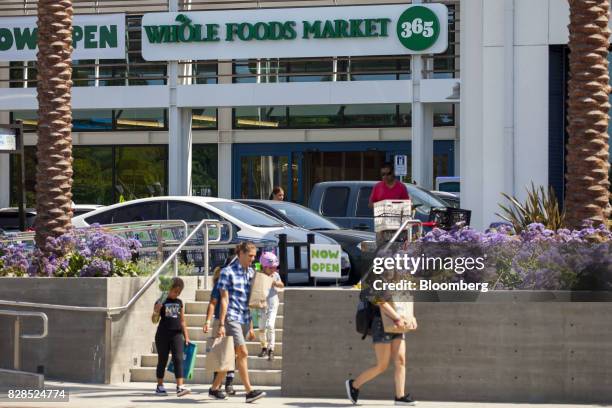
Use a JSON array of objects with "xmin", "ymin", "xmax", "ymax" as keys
[{"xmin": 368, "ymin": 163, "xmax": 410, "ymax": 208}]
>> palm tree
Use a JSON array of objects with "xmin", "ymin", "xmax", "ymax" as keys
[
  {"xmin": 34, "ymin": 0, "xmax": 74, "ymax": 250},
  {"xmin": 565, "ymin": 0, "xmax": 612, "ymax": 228}
]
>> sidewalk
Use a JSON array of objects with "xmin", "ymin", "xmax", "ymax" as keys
[{"xmin": 0, "ymin": 381, "xmax": 605, "ymax": 408}]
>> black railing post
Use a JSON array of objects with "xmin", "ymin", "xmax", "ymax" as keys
[
  {"xmin": 278, "ymin": 234, "xmax": 288, "ymax": 285},
  {"xmin": 307, "ymin": 233, "xmax": 315, "ymax": 285}
]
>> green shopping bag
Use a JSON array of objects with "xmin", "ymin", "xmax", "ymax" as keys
[
  {"xmin": 167, "ymin": 342, "xmax": 198, "ymax": 380},
  {"xmin": 250, "ymin": 309, "xmax": 261, "ymax": 329}
]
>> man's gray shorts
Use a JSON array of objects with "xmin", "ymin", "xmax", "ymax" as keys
[{"xmin": 225, "ymin": 318, "xmax": 249, "ymax": 347}]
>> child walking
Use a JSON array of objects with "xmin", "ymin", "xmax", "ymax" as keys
[
  {"xmin": 257, "ymin": 252, "xmax": 284, "ymax": 361},
  {"xmin": 152, "ymin": 277, "xmax": 191, "ymax": 397}
]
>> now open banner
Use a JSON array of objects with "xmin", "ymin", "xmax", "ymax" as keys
[
  {"xmin": 0, "ymin": 14, "xmax": 126, "ymax": 61},
  {"xmin": 141, "ymin": 3, "xmax": 448, "ymax": 61},
  {"xmin": 310, "ymin": 244, "xmax": 343, "ymax": 279}
]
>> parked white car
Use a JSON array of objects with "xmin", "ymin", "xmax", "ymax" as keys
[{"xmin": 72, "ymin": 196, "xmax": 350, "ymax": 284}]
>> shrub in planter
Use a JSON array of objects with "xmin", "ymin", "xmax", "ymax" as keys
[
  {"xmin": 26, "ymin": 226, "xmax": 144, "ymax": 277},
  {"xmin": 0, "ymin": 242, "xmax": 30, "ymax": 277}
]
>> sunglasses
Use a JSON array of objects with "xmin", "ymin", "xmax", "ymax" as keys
[{"xmin": 381, "ymin": 171, "xmax": 392, "ymax": 177}]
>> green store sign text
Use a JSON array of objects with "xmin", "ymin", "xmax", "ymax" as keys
[{"xmin": 144, "ymin": 14, "xmax": 394, "ymax": 43}]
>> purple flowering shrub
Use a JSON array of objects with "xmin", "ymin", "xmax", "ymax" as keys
[
  {"xmin": 0, "ymin": 242, "xmax": 30, "ymax": 276},
  {"xmin": 416, "ymin": 222, "xmax": 612, "ymax": 290},
  {"xmin": 24, "ymin": 226, "xmax": 143, "ymax": 277}
]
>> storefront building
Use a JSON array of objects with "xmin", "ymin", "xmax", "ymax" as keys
[{"xmin": 0, "ymin": 0, "xmax": 609, "ymax": 230}]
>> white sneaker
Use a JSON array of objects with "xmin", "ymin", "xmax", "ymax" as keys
[
  {"xmin": 177, "ymin": 386, "xmax": 191, "ymax": 397},
  {"xmin": 155, "ymin": 385, "xmax": 167, "ymax": 396}
]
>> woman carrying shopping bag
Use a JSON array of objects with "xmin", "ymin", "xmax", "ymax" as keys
[{"xmin": 345, "ymin": 298, "xmax": 417, "ymax": 406}]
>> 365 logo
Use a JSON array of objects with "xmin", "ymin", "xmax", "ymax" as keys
[{"xmin": 396, "ymin": 5, "xmax": 440, "ymax": 51}]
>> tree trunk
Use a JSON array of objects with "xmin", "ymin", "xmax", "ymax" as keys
[
  {"xmin": 566, "ymin": 0, "xmax": 612, "ymax": 228},
  {"xmin": 35, "ymin": 0, "xmax": 74, "ymax": 250}
]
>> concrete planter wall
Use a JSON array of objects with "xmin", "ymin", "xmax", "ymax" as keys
[
  {"xmin": 281, "ymin": 288, "xmax": 612, "ymax": 404},
  {"xmin": 0, "ymin": 276, "xmax": 198, "ymax": 383}
]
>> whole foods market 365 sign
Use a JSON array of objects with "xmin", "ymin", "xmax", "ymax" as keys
[{"xmin": 141, "ymin": 4, "xmax": 448, "ymax": 61}]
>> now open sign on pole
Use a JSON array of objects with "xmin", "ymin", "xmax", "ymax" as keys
[{"xmin": 309, "ymin": 244, "xmax": 342, "ymax": 279}]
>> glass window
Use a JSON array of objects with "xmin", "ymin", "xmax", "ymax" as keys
[
  {"xmin": 85, "ymin": 210, "xmax": 113, "ymax": 225},
  {"xmin": 405, "ymin": 184, "xmax": 447, "ymax": 216},
  {"xmin": 288, "ymin": 105, "xmax": 342, "ymax": 128},
  {"xmin": 73, "ymin": 146, "xmax": 113, "ymax": 205},
  {"xmin": 73, "ymin": 110, "xmax": 113, "ymax": 131},
  {"xmin": 433, "ymin": 104, "xmax": 455, "ymax": 127},
  {"xmin": 321, "ymin": 187, "xmax": 349, "ymax": 217},
  {"xmin": 192, "ymin": 144, "xmax": 218, "ymax": 196},
  {"xmin": 114, "ymin": 109, "xmax": 166, "ymax": 130},
  {"xmin": 168, "ymin": 201, "xmax": 216, "ymax": 223},
  {"xmin": 356, "ymin": 187, "xmax": 373, "ymax": 217},
  {"xmin": 288, "ymin": 59, "xmax": 333, "ymax": 82},
  {"xmin": 115, "ymin": 146, "xmax": 167, "ymax": 201},
  {"xmin": 11, "ymin": 111, "xmax": 38, "ymax": 132},
  {"xmin": 399, "ymin": 104, "xmax": 412, "ymax": 127},
  {"xmin": 234, "ymin": 106, "xmax": 287, "ymax": 129},
  {"xmin": 9, "ymin": 146, "xmax": 36, "ymax": 207},
  {"xmin": 268, "ymin": 201, "xmax": 339, "ymax": 230},
  {"xmin": 192, "ymin": 109, "xmax": 218, "ymax": 130},
  {"xmin": 9, "ymin": 61, "xmax": 36, "ymax": 88},
  {"xmin": 111, "ymin": 201, "xmax": 163, "ymax": 223},
  {"xmin": 347, "ymin": 57, "xmax": 398, "ymax": 81},
  {"xmin": 343, "ymin": 104, "xmax": 397, "ymax": 127},
  {"xmin": 234, "ymin": 59, "xmax": 288, "ymax": 84},
  {"xmin": 208, "ymin": 201, "xmax": 284, "ymax": 227},
  {"xmin": 240, "ymin": 155, "xmax": 289, "ymax": 199},
  {"xmin": 193, "ymin": 62, "xmax": 218, "ymax": 84},
  {"xmin": 73, "ymin": 59, "xmax": 96, "ymax": 87}
]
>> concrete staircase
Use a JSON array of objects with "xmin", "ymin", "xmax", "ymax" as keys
[{"xmin": 130, "ymin": 289, "xmax": 284, "ymax": 386}]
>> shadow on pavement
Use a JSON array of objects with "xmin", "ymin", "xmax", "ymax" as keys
[{"xmin": 286, "ymin": 403, "xmax": 355, "ymax": 407}]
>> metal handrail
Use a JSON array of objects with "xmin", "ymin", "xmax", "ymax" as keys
[
  {"xmin": 0, "ymin": 310, "xmax": 48, "ymax": 371},
  {"xmin": 0, "ymin": 219, "xmax": 229, "ymax": 316},
  {"xmin": 0, "ymin": 219, "xmax": 189, "ymax": 244}
]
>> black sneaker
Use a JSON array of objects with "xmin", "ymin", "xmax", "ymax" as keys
[
  {"xmin": 268, "ymin": 349, "xmax": 275, "ymax": 361},
  {"xmin": 176, "ymin": 386, "xmax": 191, "ymax": 397},
  {"xmin": 345, "ymin": 379, "xmax": 359, "ymax": 404},
  {"xmin": 258, "ymin": 348, "xmax": 268, "ymax": 357},
  {"xmin": 245, "ymin": 390, "xmax": 266, "ymax": 403},
  {"xmin": 208, "ymin": 388, "xmax": 228, "ymax": 400},
  {"xmin": 225, "ymin": 384, "xmax": 236, "ymax": 396},
  {"xmin": 394, "ymin": 394, "xmax": 416, "ymax": 406},
  {"xmin": 155, "ymin": 385, "xmax": 167, "ymax": 396}
]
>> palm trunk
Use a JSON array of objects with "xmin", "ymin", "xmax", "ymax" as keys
[
  {"xmin": 566, "ymin": 0, "xmax": 612, "ymax": 228},
  {"xmin": 35, "ymin": 0, "xmax": 74, "ymax": 250}
]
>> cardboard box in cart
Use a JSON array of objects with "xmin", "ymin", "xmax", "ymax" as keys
[{"xmin": 373, "ymin": 199, "xmax": 412, "ymax": 232}]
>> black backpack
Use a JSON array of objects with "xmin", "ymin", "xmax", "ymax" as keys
[{"xmin": 355, "ymin": 300, "xmax": 375, "ymax": 340}]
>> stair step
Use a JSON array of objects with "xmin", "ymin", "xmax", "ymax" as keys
[
  {"xmin": 152, "ymin": 341, "xmax": 283, "ymax": 356},
  {"xmin": 185, "ymin": 314, "xmax": 283, "ymax": 327},
  {"xmin": 130, "ymin": 367, "xmax": 281, "ymax": 385},
  {"xmin": 196, "ymin": 289, "xmax": 285, "ymax": 302},
  {"xmin": 186, "ymin": 302, "xmax": 284, "ymax": 315},
  {"xmin": 140, "ymin": 354, "xmax": 283, "ymax": 370},
  {"xmin": 187, "ymin": 327, "xmax": 283, "ymax": 342}
]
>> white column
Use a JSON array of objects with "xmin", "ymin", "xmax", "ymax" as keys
[
  {"xmin": 410, "ymin": 0, "xmax": 434, "ymax": 189},
  {"xmin": 217, "ymin": 61, "xmax": 233, "ymax": 199},
  {"xmin": 167, "ymin": 0, "xmax": 192, "ymax": 196},
  {"xmin": 460, "ymin": 0, "xmax": 486, "ymax": 229}
]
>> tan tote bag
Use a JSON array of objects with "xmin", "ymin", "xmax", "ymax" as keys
[
  {"xmin": 381, "ymin": 301, "xmax": 416, "ymax": 334},
  {"xmin": 205, "ymin": 336, "xmax": 235, "ymax": 372},
  {"xmin": 249, "ymin": 272, "xmax": 274, "ymax": 309}
]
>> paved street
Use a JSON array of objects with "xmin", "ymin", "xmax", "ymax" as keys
[{"xmin": 0, "ymin": 382, "xmax": 607, "ymax": 408}]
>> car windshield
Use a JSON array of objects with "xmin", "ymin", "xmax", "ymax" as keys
[
  {"xmin": 405, "ymin": 184, "xmax": 448, "ymax": 213},
  {"xmin": 209, "ymin": 202, "xmax": 284, "ymax": 228},
  {"xmin": 268, "ymin": 201, "xmax": 340, "ymax": 230}
]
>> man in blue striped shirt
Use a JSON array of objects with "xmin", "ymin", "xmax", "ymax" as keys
[{"xmin": 213, "ymin": 242, "xmax": 266, "ymax": 403}]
